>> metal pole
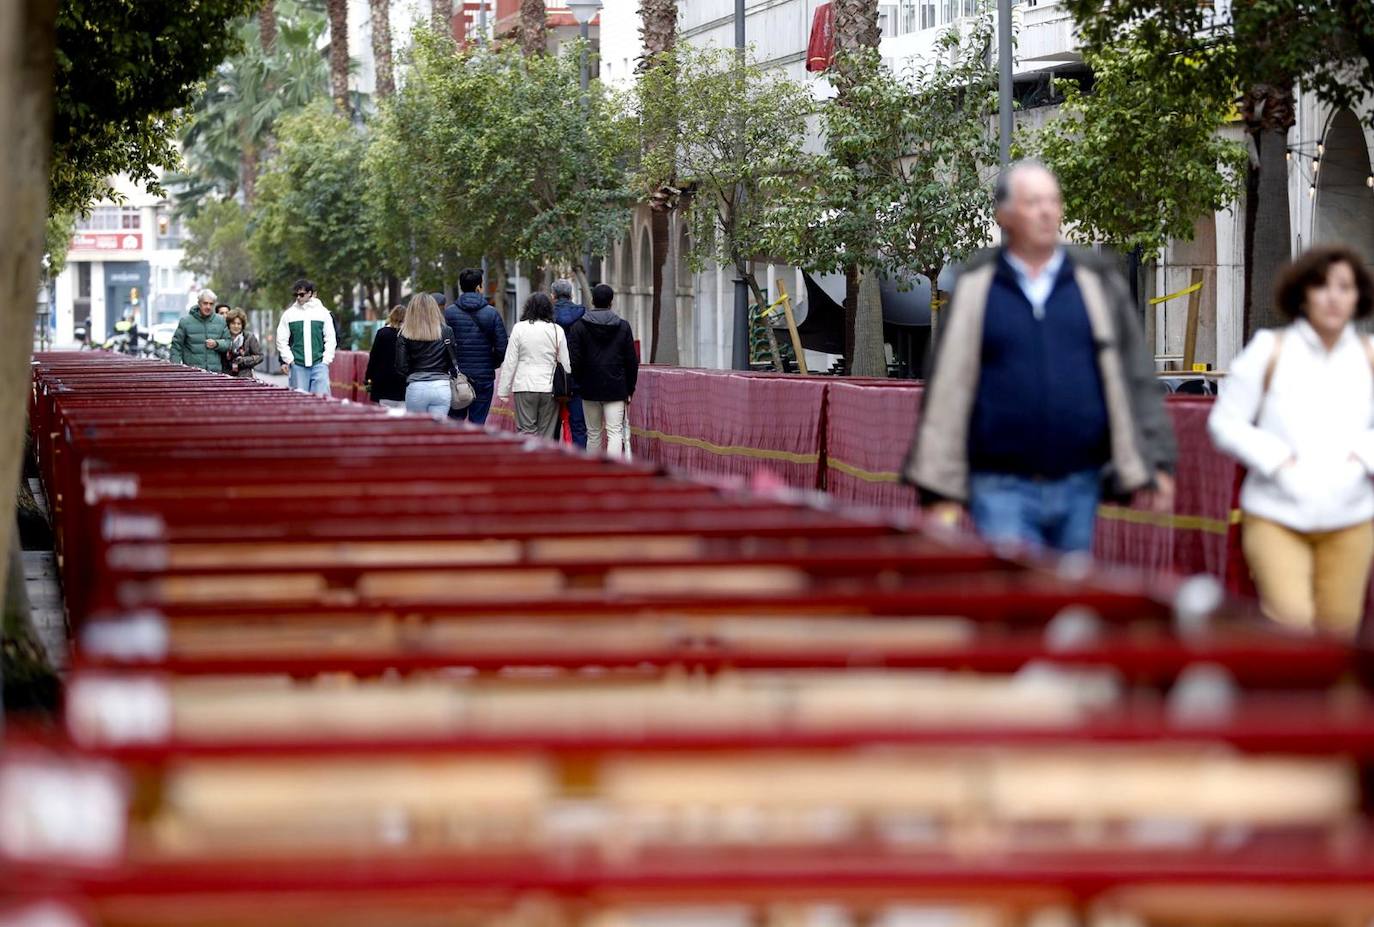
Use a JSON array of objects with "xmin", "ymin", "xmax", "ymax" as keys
[
  {"xmin": 580, "ymin": 20, "xmax": 592, "ymax": 285},
  {"xmin": 731, "ymin": 0, "xmax": 750, "ymax": 369},
  {"xmin": 997, "ymin": 0, "xmax": 1013, "ymax": 166},
  {"xmin": 478, "ymin": 0, "xmax": 488, "ymax": 44}
]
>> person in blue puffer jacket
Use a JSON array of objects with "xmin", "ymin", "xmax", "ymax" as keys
[
  {"xmin": 443, "ymin": 267, "xmax": 509, "ymax": 424},
  {"xmin": 551, "ymin": 279, "xmax": 588, "ymax": 447}
]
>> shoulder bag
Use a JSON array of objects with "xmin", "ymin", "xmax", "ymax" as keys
[
  {"xmin": 549, "ymin": 325, "xmax": 571, "ymax": 400},
  {"xmin": 442, "ymin": 335, "xmax": 476, "ymax": 410}
]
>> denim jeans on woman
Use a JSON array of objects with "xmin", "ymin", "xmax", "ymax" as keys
[
  {"xmin": 967, "ymin": 469, "xmax": 1101, "ymax": 554},
  {"xmin": 405, "ymin": 378, "xmax": 451, "ymax": 421}
]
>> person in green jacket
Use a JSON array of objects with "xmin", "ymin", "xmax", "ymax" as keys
[{"xmin": 170, "ymin": 288, "xmax": 232, "ymax": 372}]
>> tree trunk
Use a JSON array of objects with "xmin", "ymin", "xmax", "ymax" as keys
[
  {"xmin": 490, "ymin": 255, "xmax": 508, "ymax": 319},
  {"xmin": 519, "ymin": 0, "xmax": 546, "ymax": 57},
  {"xmin": 371, "ymin": 0, "xmax": 395, "ymax": 99},
  {"xmin": 842, "ymin": 263, "xmax": 859, "ymax": 374},
  {"xmin": 830, "ymin": 0, "xmax": 880, "ymax": 92},
  {"xmin": 657, "ymin": 215, "xmax": 680, "ymax": 365},
  {"xmin": 0, "ymin": 0, "xmax": 57, "ymax": 690},
  {"xmin": 431, "ymin": 0, "xmax": 451, "ymax": 40},
  {"xmin": 259, "ymin": 0, "xmax": 278, "ymax": 53},
  {"xmin": 327, "ymin": 0, "xmax": 349, "ymax": 114},
  {"xmin": 648, "ymin": 205, "xmax": 668, "ymax": 361},
  {"xmin": 851, "ymin": 268, "xmax": 886, "ymax": 377},
  {"xmin": 1241, "ymin": 81, "xmax": 1296, "ymax": 337},
  {"xmin": 387, "ymin": 273, "xmax": 402, "ymax": 310}
]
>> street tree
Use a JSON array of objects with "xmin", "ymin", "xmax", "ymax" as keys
[
  {"xmin": 249, "ymin": 104, "xmax": 387, "ymax": 320},
  {"xmin": 182, "ymin": 199, "xmax": 257, "ymax": 305},
  {"xmin": 49, "ymin": 0, "xmax": 262, "ymax": 214},
  {"xmin": 638, "ymin": 0, "xmax": 679, "ymax": 363},
  {"xmin": 174, "ymin": 0, "xmax": 329, "ymax": 209},
  {"xmin": 1062, "ymin": 0, "xmax": 1374, "ymax": 333},
  {"xmin": 763, "ymin": 22, "xmax": 1001, "ymax": 374},
  {"xmin": 371, "ymin": 0, "xmax": 396, "ymax": 99},
  {"xmin": 519, "ymin": 0, "xmax": 546, "ymax": 56},
  {"xmin": 635, "ymin": 45, "xmax": 814, "ymax": 358},
  {"xmin": 326, "ymin": 0, "xmax": 350, "ymax": 113},
  {"xmin": 1032, "ymin": 33, "xmax": 1247, "ymax": 261}
]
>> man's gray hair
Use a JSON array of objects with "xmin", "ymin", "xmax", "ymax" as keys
[
  {"xmin": 197, "ymin": 288, "xmax": 217, "ymax": 302},
  {"xmin": 994, "ymin": 160, "xmax": 1056, "ymax": 207},
  {"xmin": 551, "ymin": 279, "xmax": 574, "ymax": 300}
]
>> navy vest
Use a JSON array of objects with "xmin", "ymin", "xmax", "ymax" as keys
[{"xmin": 968, "ymin": 254, "xmax": 1111, "ymax": 478}]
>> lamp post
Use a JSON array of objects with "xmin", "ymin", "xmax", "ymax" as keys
[
  {"xmin": 997, "ymin": 0, "xmax": 1013, "ymax": 166},
  {"xmin": 568, "ymin": 0, "xmax": 602, "ymax": 289},
  {"xmin": 731, "ymin": 0, "xmax": 749, "ymax": 370}
]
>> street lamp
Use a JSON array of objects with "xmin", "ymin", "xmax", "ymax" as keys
[{"xmin": 568, "ymin": 0, "xmax": 602, "ymax": 288}]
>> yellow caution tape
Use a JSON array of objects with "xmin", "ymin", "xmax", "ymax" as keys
[
  {"xmin": 628, "ymin": 426, "xmax": 819, "ymax": 464},
  {"xmin": 1149, "ymin": 281, "xmax": 1203, "ymax": 305}
]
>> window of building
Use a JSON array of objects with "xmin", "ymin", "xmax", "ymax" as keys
[
  {"xmin": 75, "ymin": 205, "xmax": 141, "ymax": 232},
  {"xmin": 920, "ymin": 0, "xmax": 936, "ymax": 29},
  {"xmin": 879, "ymin": 3, "xmax": 898, "ymax": 36},
  {"xmin": 76, "ymin": 262, "xmax": 91, "ymax": 299},
  {"xmin": 155, "ymin": 209, "xmax": 184, "ymax": 247},
  {"xmin": 941, "ymin": 0, "xmax": 958, "ymax": 23}
]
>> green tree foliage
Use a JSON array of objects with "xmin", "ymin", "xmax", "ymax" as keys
[
  {"xmin": 50, "ymin": 0, "xmax": 262, "ymax": 214},
  {"xmin": 1031, "ymin": 35, "xmax": 1248, "ymax": 261},
  {"xmin": 761, "ymin": 22, "xmax": 1000, "ymax": 371},
  {"xmin": 1065, "ymin": 0, "xmax": 1374, "ymax": 120},
  {"xmin": 366, "ymin": 35, "xmax": 633, "ymax": 290},
  {"xmin": 249, "ymin": 104, "xmax": 383, "ymax": 310},
  {"xmin": 44, "ymin": 213, "xmax": 77, "ymax": 279},
  {"xmin": 634, "ymin": 44, "xmax": 814, "ymax": 314},
  {"xmin": 173, "ymin": 0, "xmax": 330, "ymax": 210},
  {"xmin": 182, "ymin": 199, "xmax": 256, "ymax": 302}
]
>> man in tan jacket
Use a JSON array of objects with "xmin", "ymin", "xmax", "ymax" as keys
[{"xmin": 903, "ymin": 162, "xmax": 1176, "ymax": 553}]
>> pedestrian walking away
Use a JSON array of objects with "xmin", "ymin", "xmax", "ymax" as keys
[
  {"xmin": 222, "ymin": 308, "xmax": 264, "ymax": 378},
  {"xmin": 395, "ymin": 293, "xmax": 458, "ymax": 422},
  {"xmin": 169, "ymin": 288, "xmax": 233, "ymax": 373},
  {"xmin": 569, "ymin": 284, "xmax": 639, "ymax": 458},
  {"xmin": 366, "ymin": 304, "xmax": 408, "ymax": 409},
  {"xmin": 552, "ymin": 279, "xmax": 588, "ymax": 447},
  {"xmin": 444, "ymin": 268, "xmax": 509, "ymax": 425},
  {"xmin": 498, "ymin": 292, "xmax": 571, "ymax": 439},
  {"xmin": 277, "ymin": 279, "xmax": 337, "ymax": 396},
  {"xmin": 902, "ymin": 160, "xmax": 1177, "ymax": 554},
  {"xmin": 1208, "ymin": 246, "xmax": 1374, "ymax": 636}
]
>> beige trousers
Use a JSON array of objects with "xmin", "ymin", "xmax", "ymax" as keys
[
  {"xmin": 583, "ymin": 400, "xmax": 628, "ymax": 458},
  {"xmin": 1242, "ymin": 514, "xmax": 1374, "ymax": 635}
]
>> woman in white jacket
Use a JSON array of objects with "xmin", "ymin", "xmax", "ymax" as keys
[
  {"xmin": 1208, "ymin": 246, "xmax": 1374, "ymax": 634},
  {"xmin": 497, "ymin": 292, "xmax": 571, "ymax": 438}
]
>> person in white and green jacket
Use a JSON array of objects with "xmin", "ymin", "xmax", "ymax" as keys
[{"xmin": 276, "ymin": 278, "xmax": 337, "ymax": 396}]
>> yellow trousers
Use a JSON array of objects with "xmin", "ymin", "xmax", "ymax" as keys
[{"xmin": 1242, "ymin": 514, "xmax": 1374, "ymax": 635}]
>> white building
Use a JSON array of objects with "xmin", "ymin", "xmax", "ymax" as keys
[
  {"xmin": 52, "ymin": 175, "xmax": 198, "ymax": 347},
  {"xmin": 598, "ymin": 0, "xmax": 1374, "ymax": 371}
]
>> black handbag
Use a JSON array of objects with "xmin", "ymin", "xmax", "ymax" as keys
[{"xmin": 550, "ymin": 327, "xmax": 571, "ymax": 400}]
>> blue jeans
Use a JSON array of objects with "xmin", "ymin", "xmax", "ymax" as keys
[
  {"xmin": 968, "ymin": 470, "xmax": 1101, "ymax": 554},
  {"xmin": 405, "ymin": 378, "xmax": 451, "ymax": 421},
  {"xmin": 449, "ymin": 381, "xmax": 494, "ymax": 425},
  {"xmin": 288, "ymin": 362, "xmax": 330, "ymax": 396}
]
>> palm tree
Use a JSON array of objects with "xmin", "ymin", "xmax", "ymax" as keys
[
  {"xmin": 639, "ymin": 0, "xmax": 678, "ymax": 363},
  {"xmin": 326, "ymin": 0, "xmax": 348, "ymax": 113},
  {"xmin": 830, "ymin": 0, "xmax": 882, "ymax": 375},
  {"xmin": 259, "ymin": 1, "xmax": 278, "ymax": 53},
  {"xmin": 174, "ymin": 1, "xmax": 328, "ymax": 209},
  {"xmin": 371, "ymin": 0, "xmax": 394, "ymax": 98},
  {"xmin": 519, "ymin": 0, "xmax": 546, "ymax": 56},
  {"xmin": 431, "ymin": 0, "xmax": 451, "ymax": 41}
]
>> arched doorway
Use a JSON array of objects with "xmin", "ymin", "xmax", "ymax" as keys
[{"xmin": 1315, "ymin": 108, "xmax": 1374, "ymax": 263}]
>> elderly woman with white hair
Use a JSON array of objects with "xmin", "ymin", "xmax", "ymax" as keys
[{"xmin": 169, "ymin": 287, "xmax": 233, "ymax": 373}]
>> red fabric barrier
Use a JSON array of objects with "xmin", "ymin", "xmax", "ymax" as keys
[
  {"xmin": 328, "ymin": 350, "xmax": 361, "ymax": 401},
  {"xmin": 823, "ymin": 381, "xmax": 923, "ymax": 509},
  {"xmin": 628, "ymin": 367, "xmax": 829, "ymax": 487}
]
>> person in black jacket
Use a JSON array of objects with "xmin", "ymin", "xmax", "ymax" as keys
[
  {"xmin": 394, "ymin": 293, "xmax": 455, "ymax": 421},
  {"xmin": 444, "ymin": 267, "xmax": 509, "ymax": 425},
  {"xmin": 568, "ymin": 284, "xmax": 639, "ymax": 458},
  {"xmin": 366, "ymin": 305, "xmax": 407, "ymax": 408},
  {"xmin": 552, "ymin": 279, "xmax": 589, "ymax": 447}
]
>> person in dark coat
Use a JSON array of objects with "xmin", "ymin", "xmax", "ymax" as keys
[
  {"xmin": 568, "ymin": 284, "xmax": 639, "ymax": 458},
  {"xmin": 365, "ymin": 304, "xmax": 407, "ymax": 408},
  {"xmin": 552, "ymin": 278, "xmax": 588, "ymax": 447},
  {"xmin": 222, "ymin": 308, "xmax": 264, "ymax": 378},
  {"xmin": 444, "ymin": 267, "xmax": 508, "ymax": 425}
]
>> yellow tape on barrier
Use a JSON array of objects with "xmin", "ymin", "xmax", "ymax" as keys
[
  {"xmin": 1149, "ymin": 281, "xmax": 1203, "ymax": 305},
  {"xmin": 628, "ymin": 425, "xmax": 820, "ymax": 464},
  {"xmin": 825, "ymin": 456, "xmax": 903, "ymax": 484}
]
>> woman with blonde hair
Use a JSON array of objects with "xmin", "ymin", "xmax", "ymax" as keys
[
  {"xmin": 1209, "ymin": 246, "xmax": 1374, "ymax": 635},
  {"xmin": 394, "ymin": 294, "xmax": 456, "ymax": 421},
  {"xmin": 366, "ymin": 304, "xmax": 407, "ymax": 408}
]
